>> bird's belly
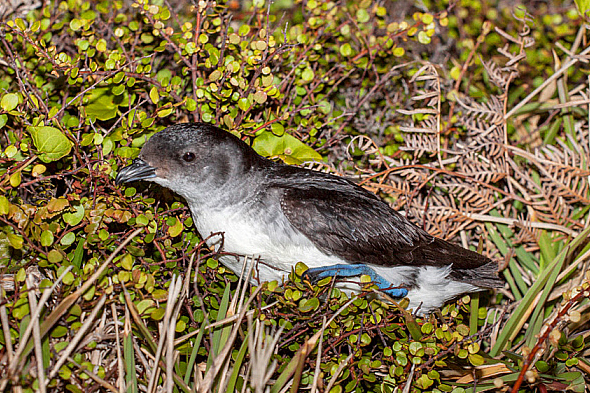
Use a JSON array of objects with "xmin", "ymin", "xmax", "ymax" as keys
[{"xmin": 193, "ymin": 206, "xmax": 347, "ymax": 281}]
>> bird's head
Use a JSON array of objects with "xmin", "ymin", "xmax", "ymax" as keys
[{"xmin": 115, "ymin": 123, "xmax": 262, "ymax": 202}]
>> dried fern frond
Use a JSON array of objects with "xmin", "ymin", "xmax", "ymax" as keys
[
  {"xmin": 458, "ymin": 150, "xmax": 507, "ymax": 183},
  {"xmin": 481, "ymin": 58, "xmax": 514, "ymax": 90},
  {"xmin": 456, "ymin": 94, "xmax": 505, "ymax": 125},
  {"xmin": 397, "ymin": 63, "xmax": 442, "ymax": 160},
  {"xmin": 512, "ymin": 218, "xmax": 542, "ymax": 249}
]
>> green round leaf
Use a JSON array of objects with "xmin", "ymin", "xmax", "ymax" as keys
[
  {"xmin": 253, "ymin": 91, "xmax": 267, "ymax": 104},
  {"xmin": 238, "ymin": 97, "xmax": 251, "ymax": 111},
  {"xmin": 1, "ymin": 93, "xmax": 18, "ymax": 111},
  {"xmin": 301, "ymin": 68, "xmax": 314, "ymax": 82},
  {"xmin": 418, "ymin": 31, "xmax": 431, "ymax": 44},
  {"xmin": 9, "ymin": 172, "xmax": 20, "ymax": 187},
  {"xmin": 356, "ymin": 9, "xmax": 370, "ymax": 23},
  {"xmin": 7, "ymin": 233, "xmax": 23, "ymax": 249},
  {"xmin": 85, "ymin": 87, "xmax": 118, "ymax": 121},
  {"xmin": 157, "ymin": 108, "xmax": 173, "ymax": 118},
  {"xmin": 47, "ymin": 249, "xmax": 64, "ymax": 263},
  {"xmin": 150, "ymin": 308, "xmax": 166, "ymax": 321},
  {"xmin": 0, "ymin": 196, "xmax": 9, "ymax": 215},
  {"xmin": 295, "ymin": 262, "xmax": 308, "ymax": 276},
  {"xmin": 252, "ymin": 131, "xmax": 322, "ymax": 164},
  {"xmin": 63, "ymin": 205, "xmax": 85, "ymax": 226},
  {"xmin": 40, "ymin": 230, "xmax": 54, "ymax": 247},
  {"xmin": 298, "ymin": 297, "xmax": 319, "ymax": 313},
  {"xmin": 70, "ymin": 19, "xmax": 82, "ymax": 31},
  {"xmin": 175, "ymin": 319, "xmax": 187, "ymax": 332},
  {"xmin": 168, "ymin": 218, "xmax": 184, "ymax": 237},
  {"xmin": 393, "ymin": 47, "xmax": 405, "ymax": 57},
  {"xmin": 340, "ymin": 43, "xmax": 352, "ymax": 57},
  {"xmin": 5, "ymin": 145, "xmax": 17, "ymax": 157},
  {"xmin": 421, "ymin": 13, "xmax": 434, "ymax": 24},
  {"xmin": 149, "ymin": 86, "xmax": 160, "ymax": 104},
  {"xmin": 468, "ymin": 353, "xmax": 485, "ymax": 366},
  {"xmin": 28, "ymin": 126, "xmax": 73, "ymax": 163},
  {"xmin": 136, "ymin": 214, "xmax": 149, "ymax": 226},
  {"xmin": 96, "ymin": 38, "xmax": 107, "ymax": 52},
  {"xmin": 536, "ymin": 360, "xmax": 549, "ymax": 372},
  {"xmin": 61, "ymin": 232, "xmax": 76, "ymax": 246},
  {"xmin": 51, "ymin": 325, "xmax": 69, "ymax": 338},
  {"xmin": 136, "ymin": 299, "xmax": 155, "ymax": 314}
]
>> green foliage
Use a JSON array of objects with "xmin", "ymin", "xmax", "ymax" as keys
[
  {"xmin": 0, "ymin": 0, "xmax": 589, "ymax": 392},
  {"xmin": 28, "ymin": 126, "xmax": 73, "ymax": 162},
  {"xmin": 252, "ymin": 130, "xmax": 322, "ymax": 164},
  {"xmin": 263, "ymin": 272, "xmax": 496, "ymax": 391}
]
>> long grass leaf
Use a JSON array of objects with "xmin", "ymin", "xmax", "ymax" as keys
[
  {"xmin": 470, "ymin": 293, "xmax": 480, "ymax": 336},
  {"xmin": 124, "ymin": 330, "xmax": 138, "ymax": 393},
  {"xmin": 208, "ymin": 284, "xmax": 232, "ymax": 371},
  {"xmin": 525, "ymin": 250, "xmax": 565, "ymax": 348},
  {"xmin": 501, "ymin": 269, "xmax": 522, "ymax": 301},
  {"xmin": 490, "ymin": 225, "xmax": 590, "ymax": 357},
  {"xmin": 542, "ymin": 116, "xmax": 561, "ymax": 145},
  {"xmin": 508, "ymin": 258, "xmax": 528, "ymax": 297},
  {"xmin": 514, "ymin": 246, "xmax": 539, "ymax": 276},
  {"xmin": 485, "ymin": 223, "xmax": 524, "ymax": 299},
  {"xmin": 225, "ymin": 331, "xmax": 250, "ymax": 393},
  {"xmin": 71, "ymin": 238, "xmax": 85, "ymax": 271},
  {"xmin": 538, "ymin": 230, "xmax": 557, "ymax": 270},
  {"xmin": 184, "ymin": 318, "xmax": 208, "ymax": 386},
  {"xmin": 555, "ymin": 61, "xmax": 575, "ymax": 142}
]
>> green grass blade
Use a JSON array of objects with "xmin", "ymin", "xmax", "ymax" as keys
[
  {"xmin": 525, "ymin": 255, "xmax": 563, "ymax": 348},
  {"xmin": 208, "ymin": 284, "xmax": 231, "ymax": 369},
  {"xmin": 538, "ymin": 230, "xmax": 558, "ymax": 270},
  {"xmin": 502, "ymin": 268, "xmax": 522, "ymax": 300},
  {"xmin": 542, "ymin": 117, "xmax": 561, "ymax": 145},
  {"xmin": 556, "ymin": 69, "xmax": 575, "ymax": 142},
  {"xmin": 514, "ymin": 246, "xmax": 539, "ymax": 276},
  {"xmin": 124, "ymin": 330, "xmax": 138, "ymax": 393},
  {"xmin": 507, "ymin": 258, "xmax": 529, "ymax": 297},
  {"xmin": 184, "ymin": 317, "xmax": 208, "ymax": 386},
  {"xmin": 490, "ymin": 225, "xmax": 590, "ymax": 357},
  {"xmin": 225, "ymin": 330, "xmax": 250, "ymax": 393},
  {"xmin": 469, "ymin": 293, "xmax": 480, "ymax": 336},
  {"xmin": 486, "ymin": 222, "xmax": 525, "ymax": 299},
  {"xmin": 490, "ymin": 250, "xmax": 563, "ymax": 357},
  {"xmin": 71, "ymin": 238, "xmax": 85, "ymax": 271}
]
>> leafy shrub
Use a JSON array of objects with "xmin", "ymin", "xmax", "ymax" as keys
[{"xmin": 0, "ymin": 0, "xmax": 589, "ymax": 392}]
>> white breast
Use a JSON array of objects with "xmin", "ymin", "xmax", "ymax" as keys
[{"xmin": 190, "ymin": 201, "xmax": 348, "ymax": 283}]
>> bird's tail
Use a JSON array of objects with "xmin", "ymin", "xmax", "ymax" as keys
[{"xmin": 451, "ymin": 260, "xmax": 504, "ymax": 288}]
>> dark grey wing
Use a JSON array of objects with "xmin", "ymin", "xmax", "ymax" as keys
[
  {"xmin": 276, "ymin": 169, "xmax": 501, "ymax": 287},
  {"xmin": 279, "ymin": 183, "xmax": 432, "ymax": 267}
]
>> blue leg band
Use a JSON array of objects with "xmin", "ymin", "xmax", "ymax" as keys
[{"xmin": 304, "ymin": 264, "xmax": 408, "ymax": 298}]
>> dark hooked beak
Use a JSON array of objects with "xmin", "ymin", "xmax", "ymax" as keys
[{"xmin": 115, "ymin": 158, "xmax": 157, "ymax": 185}]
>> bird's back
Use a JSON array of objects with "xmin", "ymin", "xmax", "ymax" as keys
[{"xmin": 266, "ymin": 164, "xmax": 502, "ymax": 287}]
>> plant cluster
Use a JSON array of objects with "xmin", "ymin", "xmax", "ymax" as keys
[{"xmin": 0, "ymin": 0, "xmax": 589, "ymax": 392}]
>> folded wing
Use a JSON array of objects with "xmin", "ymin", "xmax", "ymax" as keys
[{"xmin": 275, "ymin": 168, "xmax": 501, "ymax": 287}]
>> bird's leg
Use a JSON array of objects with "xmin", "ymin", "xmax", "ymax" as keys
[{"xmin": 303, "ymin": 264, "xmax": 408, "ymax": 298}]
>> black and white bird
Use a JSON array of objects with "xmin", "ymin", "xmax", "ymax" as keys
[{"xmin": 116, "ymin": 123, "xmax": 503, "ymax": 313}]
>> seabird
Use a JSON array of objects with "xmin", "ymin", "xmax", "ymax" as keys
[{"xmin": 116, "ymin": 123, "xmax": 503, "ymax": 313}]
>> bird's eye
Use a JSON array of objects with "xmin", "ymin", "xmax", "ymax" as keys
[{"xmin": 182, "ymin": 152, "xmax": 196, "ymax": 162}]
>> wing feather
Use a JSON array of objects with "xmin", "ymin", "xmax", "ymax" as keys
[{"xmin": 274, "ymin": 166, "xmax": 496, "ymax": 275}]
